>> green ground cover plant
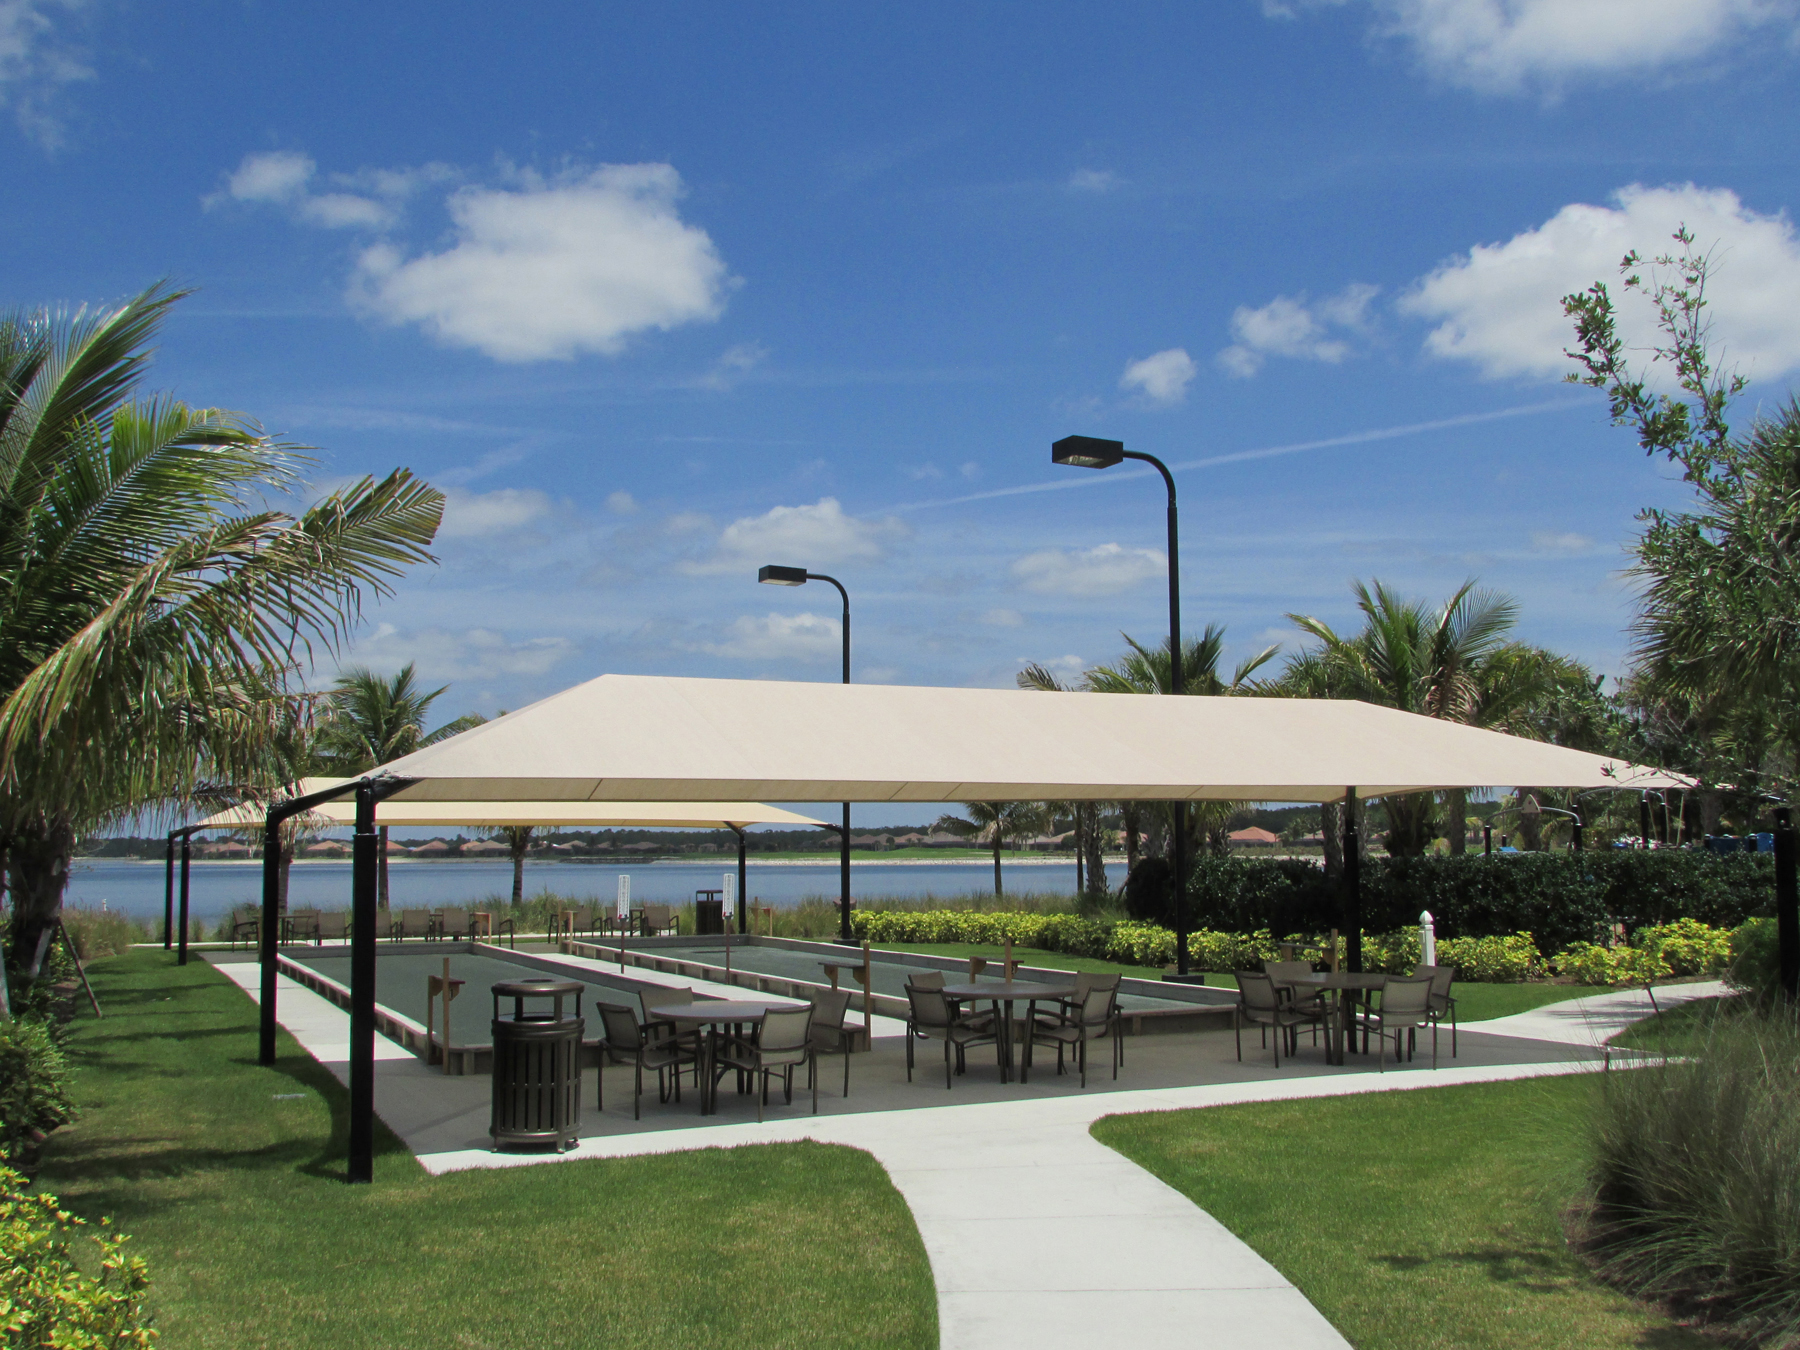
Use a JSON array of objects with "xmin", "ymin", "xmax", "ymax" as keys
[
  {"xmin": 0, "ymin": 1016, "xmax": 77, "ymax": 1160},
  {"xmin": 1094, "ymin": 1077, "xmax": 1710, "ymax": 1350},
  {"xmin": 36, "ymin": 950, "xmax": 936, "ymax": 1350},
  {"xmin": 1, "ymin": 1163, "xmax": 155, "ymax": 1347},
  {"xmin": 1585, "ymin": 1002, "xmax": 1800, "ymax": 1344}
]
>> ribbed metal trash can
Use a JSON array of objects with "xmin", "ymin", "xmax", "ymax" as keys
[{"xmin": 490, "ymin": 978, "xmax": 584, "ymax": 1151}]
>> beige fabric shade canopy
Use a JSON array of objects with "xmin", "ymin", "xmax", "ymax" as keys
[
  {"xmin": 374, "ymin": 673, "xmax": 1689, "ymax": 805},
  {"xmin": 192, "ymin": 781, "xmax": 827, "ymax": 831}
]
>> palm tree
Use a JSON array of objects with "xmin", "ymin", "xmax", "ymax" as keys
[
  {"xmin": 1283, "ymin": 579, "xmax": 1519, "ymax": 856},
  {"xmin": 0, "ymin": 284, "xmax": 443, "ymax": 968},
  {"xmin": 499, "ymin": 825, "xmax": 534, "ymax": 905},
  {"xmin": 1015, "ymin": 665, "xmax": 1110, "ymax": 901},
  {"xmin": 936, "ymin": 802, "xmax": 1047, "ymax": 896},
  {"xmin": 320, "ymin": 664, "xmax": 482, "ymax": 906}
]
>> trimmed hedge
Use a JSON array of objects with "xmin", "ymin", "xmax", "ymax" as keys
[{"xmin": 1183, "ymin": 851, "xmax": 1774, "ymax": 954}]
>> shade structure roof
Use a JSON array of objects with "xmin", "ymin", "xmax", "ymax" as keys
[
  {"xmin": 374, "ymin": 673, "xmax": 1690, "ymax": 805},
  {"xmin": 192, "ymin": 780, "xmax": 827, "ymax": 830}
]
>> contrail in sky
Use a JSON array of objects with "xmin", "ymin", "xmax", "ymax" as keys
[{"xmin": 889, "ymin": 397, "xmax": 1583, "ymax": 514}]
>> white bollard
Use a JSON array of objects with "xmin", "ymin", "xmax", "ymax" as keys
[
  {"xmin": 1420, "ymin": 910, "xmax": 1436, "ymax": 968},
  {"xmin": 616, "ymin": 874, "xmax": 631, "ymax": 925}
]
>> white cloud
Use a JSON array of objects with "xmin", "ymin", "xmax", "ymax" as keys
[
  {"xmin": 1269, "ymin": 0, "xmax": 1798, "ymax": 92},
  {"xmin": 1068, "ymin": 169, "xmax": 1119, "ymax": 192},
  {"xmin": 348, "ymin": 623, "xmax": 577, "ymax": 680},
  {"xmin": 0, "ymin": 0, "xmax": 91, "ymax": 149},
  {"xmin": 1401, "ymin": 183, "xmax": 1800, "ymax": 382},
  {"xmin": 683, "ymin": 497, "xmax": 909, "ymax": 576},
  {"xmin": 981, "ymin": 608, "xmax": 1025, "ymax": 627},
  {"xmin": 959, "ymin": 462, "xmax": 980, "ymax": 480},
  {"xmin": 438, "ymin": 487, "xmax": 554, "ymax": 540},
  {"xmin": 696, "ymin": 341, "xmax": 769, "ymax": 391},
  {"xmin": 1531, "ymin": 530, "xmax": 1595, "ymax": 554},
  {"xmin": 699, "ymin": 612, "xmax": 842, "ymax": 662},
  {"xmin": 300, "ymin": 192, "xmax": 394, "ymax": 229},
  {"xmin": 349, "ymin": 163, "xmax": 729, "ymax": 362},
  {"xmin": 223, "ymin": 150, "xmax": 315, "ymax": 202},
  {"xmin": 1120, "ymin": 348, "xmax": 1198, "ymax": 405},
  {"xmin": 605, "ymin": 491, "xmax": 638, "ymax": 516},
  {"xmin": 1217, "ymin": 285, "xmax": 1378, "ymax": 378},
  {"xmin": 1011, "ymin": 542, "xmax": 1167, "ymax": 597}
]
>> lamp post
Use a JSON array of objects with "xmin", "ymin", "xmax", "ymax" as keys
[
  {"xmin": 1520, "ymin": 793, "xmax": 1583, "ymax": 851},
  {"xmin": 1050, "ymin": 435, "xmax": 1191, "ymax": 976},
  {"xmin": 758, "ymin": 564, "xmax": 855, "ymax": 944}
]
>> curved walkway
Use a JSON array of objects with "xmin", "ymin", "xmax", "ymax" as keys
[{"xmin": 222, "ymin": 963, "xmax": 1721, "ymax": 1350}]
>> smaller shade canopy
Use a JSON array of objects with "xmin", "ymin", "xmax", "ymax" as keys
[
  {"xmin": 192, "ymin": 780, "xmax": 827, "ymax": 831},
  {"xmin": 375, "ymin": 673, "xmax": 1691, "ymax": 805}
]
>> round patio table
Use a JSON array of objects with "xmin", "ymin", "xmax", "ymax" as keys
[
  {"xmin": 1271, "ymin": 972, "xmax": 1388, "ymax": 1065},
  {"xmin": 649, "ymin": 1000, "xmax": 808, "ymax": 1114},
  {"xmin": 940, "ymin": 980, "xmax": 1077, "ymax": 1083}
]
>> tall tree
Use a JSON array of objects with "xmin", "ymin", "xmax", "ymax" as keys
[
  {"xmin": 1015, "ymin": 664, "xmax": 1109, "ymax": 901},
  {"xmin": 935, "ymin": 802, "xmax": 1047, "ymax": 897},
  {"xmin": 320, "ymin": 664, "xmax": 482, "ymax": 906},
  {"xmin": 0, "ymin": 284, "xmax": 443, "ymax": 967}
]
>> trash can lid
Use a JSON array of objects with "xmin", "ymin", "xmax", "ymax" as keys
[{"xmin": 492, "ymin": 978, "xmax": 585, "ymax": 997}]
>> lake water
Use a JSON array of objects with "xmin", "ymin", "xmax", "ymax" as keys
[{"xmin": 64, "ymin": 857, "xmax": 1080, "ymax": 925}]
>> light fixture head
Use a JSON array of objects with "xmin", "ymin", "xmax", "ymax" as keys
[
  {"xmin": 1051, "ymin": 434, "xmax": 1125, "ymax": 469},
  {"xmin": 1520, "ymin": 793, "xmax": 1542, "ymax": 816},
  {"xmin": 758, "ymin": 564, "xmax": 808, "ymax": 586}
]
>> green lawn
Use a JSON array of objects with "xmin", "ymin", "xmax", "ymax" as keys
[
  {"xmin": 37, "ymin": 950, "xmax": 936, "ymax": 1350},
  {"xmin": 1608, "ymin": 993, "xmax": 1734, "ymax": 1050},
  {"xmin": 1093, "ymin": 1076, "xmax": 1707, "ymax": 1350}
]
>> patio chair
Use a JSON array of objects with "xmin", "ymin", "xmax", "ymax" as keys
[
  {"xmin": 1031, "ymin": 972, "xmax": 1124, "ymax": 1068},
  {"xmin": 1363, "ymin": 976, "xmax": 1438, "ymax": 1071},
  {"xmin": 716, "ymin": 1006, "xmax": 817, "ymax": 1122},
  {"xmin": 284, "ymin": 909, "xmax": 322, "ymax": 945},
  {"xmin": 568, "ymin": 904, "xmax": 602, "ymax": 937},
  {"xmin": 641, "ymin": 903, "xmax": 678, "ymax": 937},
  {"xmin": 907, "ymin": 971, "xmax": 945, "ymax": 990},
  {"xmin": 316, "ymin": 911, "xmax": 350, "ymax": 942},
  {"xmin": 596, "ymin": 1002, "xmax": 695, "ymax": 1119},
  {"xmin": 229, "ymin": 905, "xmax": 260, "ymax": 950},
  {"xmin": 1413, "ymin": 963, "xmax": 1459, "ymax": 1057},
  {"xmin": 1025, "ymin": 983, "xmax": 1120, "ymax": 1088},
  {"xmin": 807, "ymin": 987, "xmax": 854, "ymax": 1098},
  {"xmin": 436, "ymin": 908, "xmax": 474, "ymax": 940},
  {"xmin": 904, "ymin": 984, "xmax": 999, "ymax": 1089},
  {"xmin": 1233, "ymin": 971, "xmax": 1315, "ymax": 1068},
  {"xmin": 639, "ymin": 986, "xmax": 704, "ymax": 1067},
  {"xmin": 391, "ymin": 908, "xmax": 433, "ymax": 941},
  {"xmin": 1264, "ymin": 960, "xmax": 1326, "ymax": 1016}
]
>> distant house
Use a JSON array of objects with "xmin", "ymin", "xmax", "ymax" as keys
[
  {"xmin": 1228, "ymin": 827, "xmax": 1282, "ymax": 847},
  {"xmin": 891, "ymin": 833, "xmax": 926, "ymax": 847},
  {"xmin": 1028, "ymin": 831, "xmax": 1074, "ymax": 851},
  {"xmin": 850, "ymin": 834, "xmax": 893, "ymax": 849},
  {"xmin": 384, "ymin": 839, "xmax": 409, "ymax": 856},
  {"xmin": 410, "ymin": 839, "xmax": 452, "ymax": 857},
  {"xmin": 461, "ymin": 839, "xmax": 508, "ymax": 855},
  {"xmin": 302, "ymin": 840, "xmax": 348, "ymax": 857},
  {"xmin": 922, "ymin": 831, "xmax": 968, "ymax": 848},
  {"xmin": 622, "ymin": 841, "xmax": 660, "ymax": 854}
]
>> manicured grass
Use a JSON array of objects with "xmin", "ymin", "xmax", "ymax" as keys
[
  {"xmin": 1608, "ymin": 994, "xmax": 1734, "ymax": 1050},
  {"xmin": 1093, "ymin": 1077, "xmax": 1708, "ymax": 1350},
  {"xmin": 37, "ymin": 950, "xmax": 936, "ymax": 1350}
]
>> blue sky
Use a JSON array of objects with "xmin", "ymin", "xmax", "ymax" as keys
[{"xmin": 8, "ymin": 2, "xmax": 1800, "ymax": 824}]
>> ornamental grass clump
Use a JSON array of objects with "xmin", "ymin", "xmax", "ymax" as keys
[{"xmin": 1585, "ymin": 1004, "xmax": 1800, "ymax": 1342}]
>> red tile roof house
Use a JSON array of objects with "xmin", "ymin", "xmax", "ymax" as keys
[{"xmin": 1227, "ymin": 826, "xmax": 1283, "ymax": 847}]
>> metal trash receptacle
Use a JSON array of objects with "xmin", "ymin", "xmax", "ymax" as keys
[
  {"xmin": 491, "ymin": 978, "xmax": 584, "ymax": 1151},
  {"xmin": 694, "ymin": 897, "xmax": 724, "ymax": 935}
]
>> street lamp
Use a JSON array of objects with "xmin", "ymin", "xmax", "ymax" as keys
[
  {"xmin": 758, "ymin": 564, "xmax": 855, "ymax": 944},
  {"xmin": 1520, "ymin": 793, "xmax": 1583, "ymax": 851},
  {"xmin": 1050, "ymin": 435, "xmax": 1192, "ymax": 976}
]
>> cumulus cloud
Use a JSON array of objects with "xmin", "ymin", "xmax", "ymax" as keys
[
  {"xmin": 1217, "ymin": 285, "xmax": 1378, "ymax": 378},
  {"xmin": 699, "ymin": 612, "xmax": 842, "ymax": 662},
  {"xmin": 1068, "ymin": 169, "xmax": 1118, "ymax": 192},
  {"xmin": 1120, "ymin": 348, "xmax": 1199, "ymax": 405},
  {"xmin": 223, "ymin": 150, "xmax": 315, "ymax": 202},
  {"xmin": 0, "ymin": 0, "xmax": 92, "ymax": 149},
  {"xmin": 350, "ymin": 163, "xmax": 729, "ymax": 361},
  {"xmin": 349, "ymin": 623, "xmax": 577, "ymax": 680},
  {"xmin": 682, "ymin": 497, "xmax": 909, "ymax": 576},
  {"xmin": 438, "ymin": 486, "xmax": 554, "ymax": 540},
  {"xmin": 1011, "ymin": 543, "xmax": 1167, "ymax": 597},
  {"xmin": 696, "ymin": 341, "xmax": 769, "ymax": 390},
  {"xmin": 605, "ymin": 491, "xmax": 638, "ymax": 515},
  {"xmin": 1401, "ymin": 183, "xmax": 1800, "ymax": 382},
  {"xmin": 1266, "ymin": 0, "xmax": 1798, "ymax": 92}
]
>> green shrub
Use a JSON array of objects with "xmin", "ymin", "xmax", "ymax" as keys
[
  {"xmin": 1585, "ymin": 1006, "xmax": 1800, "ymax": 1342},
  {"xmin": 1435, "ymin": 931, "xmax": 1543, "ymax": 982},
  {"xmin": 0, "ymin": 1164, "xmax": 156, "ymax": 1346},
  {"xmin": 1727, "ymin": 918, "xmax": 1783, "ymax": 1005},
  {"xmin": 1636, "ymin": 918, "xmax": 1732, "ymax": 977},
  {"xmin": 1554, "ymin": 942, "xmax": 1622, "ymax": 986},
  {"xmin": 0, "ymin": 1020, "xmax": 77, "ymax": 1160}
]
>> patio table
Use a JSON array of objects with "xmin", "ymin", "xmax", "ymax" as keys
[
  {"xmin": 649, "ymin": 999, "xmax": 808, "ymax": 1115},
  {"xmin": 1273, "ymin": 972, "xmax": 1388, "ymax": 1065},
  {"xmin": 940, "ymin": 979, "xmax": 1077, "ymax": 1083}
]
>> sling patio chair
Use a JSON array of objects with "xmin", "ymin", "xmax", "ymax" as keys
[
  {"xmin": 904, "ymin": 983, "xmax": 999, "ymax": 1089},
  {"xmin": 1264, "ymin": 959, "xmax": 1327, "ymax": 1016},
  {"xmin": 436, "ymin": 908, "xmax": 475, "ymax": 940},
  {"xmin": 638, "ymin": 985, "xmax": 704, "ymax": 1068},
  {"xmin": 391, "ymin": 908, "xmax": 433, "ymax": 941},
  {"xmin": 567, "ymin": 904, "xmax": 603, "ymax": 937},
  {"xmin": 1412, "ymin": 963, "xmax": 1460, "ymax": 1056},
  {"xmin": 807, "ymin": 987, "xmax": 855, "ymax": 1098},
  {"xmin": 1233, "ymin": 971, "xmax": 1318, "ymax": 1068},
  {"xmin": 596, "ymin": 1002, "xmax": 695, "ymax": 1119},
  {"xmin": 316, "ymin": 911, "xmax": 350, "ymax": 942},
  {"xmin": 229, "ymin": 906, "xmax": 260, "ymax": 950},
  {"xmin": 641, "ymin": 903, "xmax": 679, "ymax": 937},
  {"xmin": 1362, "ymin": 975, "xmax": 1438, "ymax": 1070},
  {"xmin": 283, "ymin": 908, "xmax": 322, "ymax": 945},
  {"xmin": 1024, "ymin": 983, "xmax": 1120, "ymax": 1088},
  {"xmin": 1030, "ymin": 971, "xmax": 1124, "ymax": 1070},
  {"xmin": 715, "ymin": 1005, "xmax": 817, "ymax": 1122}
]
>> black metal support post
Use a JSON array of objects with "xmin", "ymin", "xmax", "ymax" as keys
[
  {"xmin": 163, "ymin": 834, "xmax": 175, "ymax": 949},
  {"xmin": 349, "ymin": 781, "xmax": 378, "ymax": 1183},
  {"xmin": 177, "ymin": 835, "xmax": 192, "ymax": 966},
  {"xmin": 1774, "ymin": 806, "xmax": 1798, "ymax": 1003},
  {"xmin": 731, "ymin": 825, "xmax": 748, "ymax": 933},
  {"xmin": 1483, "ymin": 825, "xmax": 1492, "ymax": 857},
  {"xmin": 1343, "ymin": 787, "xmax": 1362, "ymax": 973},
  {"xmin": 1640, "ymin": 795, "xmax": 1653, "ymax": 851},
  {"xmin": 1572, "ymin": 819, "xmax": 1583, "ymax": 852}
]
